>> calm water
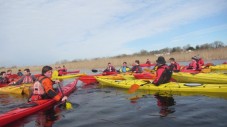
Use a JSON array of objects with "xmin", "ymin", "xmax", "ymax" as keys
[{"xmin": 1, "ymin": 60, "xmax": 227, "ymax": 127}]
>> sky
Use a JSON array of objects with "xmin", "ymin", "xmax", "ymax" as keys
[{"xmin": 1, "ymin": 0, "xmax": 227, "ymax": 67}]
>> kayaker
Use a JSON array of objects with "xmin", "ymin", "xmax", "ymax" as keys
[
  {"xmin": 119, "ymin": 62, "xmax": 131, "ymax": 73},
  {"xmin": 146, "ymin": 59, "xmax": 151, "ymax": 65},
  {"xmin": 17, "ymin": 69, "xmax": 23, "ymax": 76},
  {"xmin": 57, "ymin": 66, "xmax": 63, "ymax": 76},
  {"xmin": 30, "ymin": 66, "xmax": 67, "ymax": 102},
  {"xmin": 187, "ymin": 56, "xmax": 201, "ymax": 71},
  {"xmin": 197, "ymin": 56, "xmax": 204, "ymax": 66},
  {"xmin": 131, "ymin": 60, "xmax": 143, "ymax": 73},
  {"xmin": 103, "ymin": 62, "xmax": 116, "ymax": 72},
  {"xmin": 62, "ymin": 65, "xmax": 67, "ymax": 72},
  {"xmin": 152, "ymin": 56, "xmax": 172, "ymax": 85},
  {"xmin": 169, "ymin": 58, "xmax": 180, "ymax": 72},
  {"xmin": 6, "ymin": 69, "xmax": 14, "ymax": 82},
  {"xmin": 6, "ymin": 69, "xmax": 12, "ymax": 77},
  {"xmin": 0, "ymin": 71, "xmax": 10, "ymax": 84},
  {"xmin": 11, "ymin": 68, "xmax": 36, "ymax": 85}
]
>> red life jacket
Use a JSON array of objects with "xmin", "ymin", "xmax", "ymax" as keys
[
  {"xmin": 198, "ymin": 58, "xmax": 204, "ymax": 66},
  {"xmin": 153, "ymin": 64, "xmax": 172, "ymax": 85},
  {"xmin": 22, "ymin": 75, "xmax": 34, "ymax": 84}
]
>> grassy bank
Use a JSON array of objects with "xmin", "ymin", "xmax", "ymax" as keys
[{"xmin": 1, "ymin": 47, "xmax": 227, "ymax": 73}]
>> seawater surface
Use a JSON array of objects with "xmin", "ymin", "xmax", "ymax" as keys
[{"xmin": 0, "ymin": 60, "xmax": 227, "ymax": 127}]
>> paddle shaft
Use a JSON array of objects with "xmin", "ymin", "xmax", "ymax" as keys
[{"xmin": 58, "ymin": 82, "xmax": 65, "ymax": 97}]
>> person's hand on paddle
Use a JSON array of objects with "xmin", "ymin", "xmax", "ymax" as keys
[
  {"xmin": 61, "ymin": 96, "xmax": 68, "ymax": 102},
  {"xmin": 55, "ymin": 80, "xmax": 61, "ymax": 84}
]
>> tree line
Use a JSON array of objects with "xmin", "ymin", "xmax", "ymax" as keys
[
  {"xmin": 113, "ymin": 41, "xmax": 226, "ymax": 58},
  {"xmin": 45, "ymin": 41, "xmax": 227, "ymax": 64}
]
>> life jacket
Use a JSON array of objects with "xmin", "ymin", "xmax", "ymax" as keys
[
  {"xmin": 29, "ymin": 77, "xmax": 47, "ymax": 101},
  {"xmin": 119, "ymin": 66, "xmax": 130, "ymax": 73},
  {"xmin": 196, "ymin": 62, "xmax": 202, "ymax": 71},
  {"xmin": 146, "ymin": 61, "xmax": 151, "ymax": 65},
  {"xmin": 104, "ymin": 66, "xmax": 116, "ymax": 72},
  {"xmin": 198, "ymin": 58, "xmax": 204, "ymax": 66},
  {"xmin": 22, "ymin": 75, "xmax": 34, "ymax": 84},
  {"xmin": 169, "ymin": 62, "xmax": 180, "ymax": 72},
  {"xmin": 153, "ymin": 65, "xmax": 173, "ymax": 85},
  {"xmin": 132, "ymin": 65, "xmax": 142, "ymax": 73},
  {"xmin": 188, "ymin": 60, "xmax": 197, "ymax": 70},
  {"xmin": 0, "ymin": 77, "xmax": 10, "ymax": 84}
]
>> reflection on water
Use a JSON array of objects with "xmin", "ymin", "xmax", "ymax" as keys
[
  {"xmin": 154, "ymin": 93, "xmax": 175, "ymax": 117},
  {"xmin": 128, "ymin": 92, "xmax": 176, "ymax": 117},
  {"xmin": 35, "ymin": 107, "xmax": 61, "ymax": 127}
]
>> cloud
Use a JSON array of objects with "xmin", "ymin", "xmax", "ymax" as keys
[
  {"xmin": 0, "ymin": 0, "xmax": 227, "ymax": 66},
  {"xmin": 169, "ymin": 24, "xmax": 227, "ymax": 46}
]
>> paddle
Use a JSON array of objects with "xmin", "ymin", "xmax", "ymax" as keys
[
  {"xmin": 57, "ymin": 82, "xmax": 73, "ymax": 110},
  {"xmin": 91, "ymin": 69, "xmax": 103, "ymax": 73},
  {"xmin": 128, "ymin": 84, "xmax": 140, "ymax": 94},
  {"xmin": 52, "ymin": 70, "xmax": 59, "ymax": 79},
  {"xmin": 128, "ymin": 81, "xmax": 151, "ymax": 94}
]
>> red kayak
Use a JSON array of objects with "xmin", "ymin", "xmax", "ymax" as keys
[
  {"xmin": 0, "ymin": 83, "xmax": 8, "ymax": 88},
  {"xmin": 0, "ymin": 79, "xmax": 78, "ymax": 127},
  {"xmin": 79, "ymin": 72, "xmax": 120, "ymax": 85},
  {"xmin": 79, "ymin": 74, "xmax": 101, "ymax": 85},
  {"xmin": 140, "ymin": 63, "xmax": 156, "ymax": 67},
  {"xmin": 102, "ymin": 71, "xmax": 118, "ymax": 75},
  {"xmin": 61, "ymin": 70, "xmax": 80, "ymax": 75}
]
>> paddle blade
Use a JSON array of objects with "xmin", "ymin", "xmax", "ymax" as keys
[
  {"xmin": 65, "ymin": 101, "xmax": 73, "ymax": 110},
  {"xmin": 128, "ymin": 84, "xmax": 140, "ymax": 94},
  {"xmin": 91, "ymin": 69, "xmax": 98, "ymax": 73},
  {"xmin": 52, "ymin": 70, "xmax": 59, "ymax": 79}
]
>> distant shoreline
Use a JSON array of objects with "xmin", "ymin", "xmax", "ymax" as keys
[{"xmin": 1, "ymin": 47, "xmax": 227, "ymax": 73}]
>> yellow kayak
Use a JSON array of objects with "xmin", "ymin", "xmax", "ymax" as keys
[
  {"xmin": 96, "ymin": 74, "xmax": 125, "ymax": 80},
  {"xmin": 0, "ymin": 84, "xmax": 31, "ymax": 95},
  {"xmin": 52, "ymin": 73, "xmax": 86, "ymax": 80},
  {"xmin": 96, "ymin": 77, "xmax": 227, "ymax": 93},
  {"xmin": 172, "ymin": 72, "xmax": 227, "ymax": 84},
  {"xmin": 210, "ymin": 64, "xmax": 227, "ymax": 70}
]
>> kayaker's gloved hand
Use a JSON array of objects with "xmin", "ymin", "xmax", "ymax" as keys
[
  {"xmin": 61, "ymin": 96, "xmax": 68, "ymax": 102},
  {"xmin": 54, "ymin": 80, "xmax": 61, "ymax": 84}
]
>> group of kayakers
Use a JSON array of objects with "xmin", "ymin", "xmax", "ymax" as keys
[
  {"xmin": 0, "ymin": 69, "xmax": 18, "ymax": 84},
  {"xmin": 102, "ymin": 55, "xmax": 205, "ymax": 86},
  {"xmin": 0, "ymin": 55, "xmax": 205, "ymax": 105},
  {"xmin": 0, "ymin": 66, "xmax": 69, "ymax": 103},
  {"xmin": 103, "ymin": 60, "xmax": 143, "ymax": 73}
]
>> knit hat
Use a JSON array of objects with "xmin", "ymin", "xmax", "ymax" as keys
[{"xmin": 156, "ymin": 56, "xmax": 166, "ymax": 64}]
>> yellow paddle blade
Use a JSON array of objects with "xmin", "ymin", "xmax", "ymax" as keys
[
  {"xmin": 65, "ymin": 102, "xmax": 73, "ymax": 110},
  {"xmin": 52, "ymin": 70, "xmax": 59, "ymax": 79},
  {"xmin": 128, "ymin": 84, "xmax": 140, "ymax": 94}
]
